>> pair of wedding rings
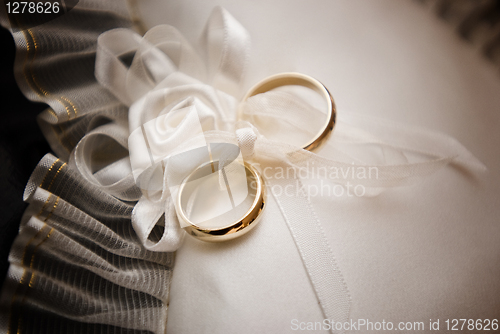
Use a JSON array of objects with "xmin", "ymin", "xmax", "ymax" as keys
[{"xmin": 177, "ymin": 73, "xmax": 336, "ymax": 242}]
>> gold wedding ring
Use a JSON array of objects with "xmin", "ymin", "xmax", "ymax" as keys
[
  {"xmin": 242, "ymin": 72, "xmax": 336, "ymax": 151},
  {"xmin": 178, "ymin": 73, "xmax": 331, "ymax": 242},
  {"xmin": 177, "ymin": 160, "xmax": 265, "ymax": 242}
]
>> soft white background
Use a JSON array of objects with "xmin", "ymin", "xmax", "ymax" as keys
[{"xmin": 135, "ymin": 1, "xmax": 500, "ymax": 332}]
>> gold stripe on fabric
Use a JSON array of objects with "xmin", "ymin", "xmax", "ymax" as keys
[
  {"xmin": 19, "ymin": 30, "xmax": 40, "ymax": 99},
  {"xmin": 25, "ymin": 29, "xmax": 50, "ymax": 97},
  {"xmin": 28, "ymin": 227, "xmax": 55, "ymax": 288},
  {"xmin": 60, "ymin": 96, "xmax": 78, "ymax": 119},
  {"xmin": 26, "ymin": 196, "xmax": 59, "ymax": 269},
  {"xmin": 19, "ymin": 193, "xmax": 54, "ymax": 264},
  {"xmin": 19, "ymin": 30, "xmax": 73, "ymax": 153},
  {"xmin": 20, "ymin": 28, "xmax": 78, "ymax": 121},
  {"xmin": 43, "ymin": 197, "xmax": 60, "ymax": 223},
  {"xmin": 46, "ymin": 162, "xmax": 67, "ymax": 192},
  {"xmin": 13, "ymin": 16, "xmax": 78, "ymax": 122},
  {"xmin": 46, "ymin": 108, "xmax": 58, "ymax": 120},
  {"xmin": 26, "ymin": 29, "xmax": 71, "ymax": 120},
  {"xmin": 8, "ymin": 195, "xmax": 60, "ymax": 334},
  {"xmin": 39, "ymin": 159, "xmax": 60, "ymax": 188},
  {"xmin": 37, "ymin": 193, "xmax": 53, "ymax": 216},
  {"xmin": 20, "ymin": 224, "xmax": 51, "ymax": 273}
]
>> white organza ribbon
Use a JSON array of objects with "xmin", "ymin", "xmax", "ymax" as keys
[{"xmin": 92, "ymin": 6, "xmax": 485, "ymax": 333}]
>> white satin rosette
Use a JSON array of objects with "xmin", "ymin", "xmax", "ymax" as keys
[{"xmin": 93, "ymin": 6, "xmax": 486, "ymax": 333}]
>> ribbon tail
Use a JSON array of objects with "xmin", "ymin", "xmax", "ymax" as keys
[{"xmin": 269, "ymin": 176, "xmax": 351, "ymax": 334}]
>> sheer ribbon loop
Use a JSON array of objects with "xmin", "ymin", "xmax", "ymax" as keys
[
  {"xmin": 95, "ymin": 6, "xmax": 250, "ymax": 107},
  {"xmin": 70, "ymin": 122, "xmax": 142, "ymax": 201},
  {"xmin": 132, "ymin": 196, "xmax": 184, "ymax": 252},
  {"xmin": 96, "ymin": 28, "xmax": 143, "ymax": 106},
  {"xmin": 201, "ymin": 6, "xmax": 251, "ymax": 97}
]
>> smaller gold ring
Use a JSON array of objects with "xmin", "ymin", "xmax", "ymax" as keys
[
  {"xmin": 177, "ymin": 161, "xmax": 266, "ymax": 242},
  {"xmin": 242, "ymin": 72, "xmax": 336, "ymax": 151}
]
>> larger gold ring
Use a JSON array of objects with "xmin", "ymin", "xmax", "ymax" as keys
[
  {"xmin": 177, "ymin": 160, "xmax": 266, "ymax": 242},
  {"xmin": 242, "ymin": 72, "xmax": 336, "ymax": 151}
]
